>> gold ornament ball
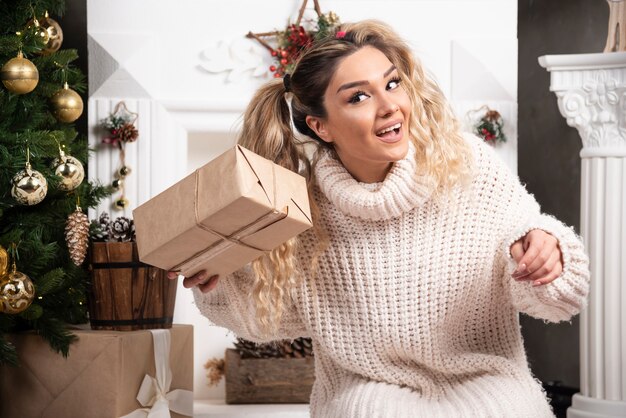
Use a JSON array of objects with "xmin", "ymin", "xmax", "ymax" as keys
[
  {"xmin": 38, "ymin": 15, "xmax": 64, "ymax": 55},
  {"xmin": 1, "ymin": 51, "xmax": 39, "ymax": 94},
  {"xmin": 11, "ymin": 164, "xmax": 48, "ymax": 205},
  {"xmin": 52, "ymin": 153, "xmax": 84, "ymax": 191},
  {"xmin": 118, "ymin": 165, "xmax": 132, "ymax": 177},
  {"xmin": 29, "ymin": 22, "xmax": 50, "ymax": 45},
  {"xmin": 111, "ymin": 178, "xmax": 124, "ymax": 190},
  {"xmin": 114, "ymin": 197, "xmax": 129, "ymax": 209},
  {"xmin": 0, "ymin": 269, "xmax": 35, "ymax": 314},
  {"xmin": 51, "ymin": 83, "xmax": 83, "ymax": 123}
]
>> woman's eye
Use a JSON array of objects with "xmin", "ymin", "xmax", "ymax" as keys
[
  {"xmin": 387, "ymin": 77, "xmax": 402, "ymax": 90},
  {"xmin": 348, "ymin": 91, "xmax": 369, "ymax": 104}
]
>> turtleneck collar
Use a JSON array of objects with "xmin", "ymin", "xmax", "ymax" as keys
[{"xmin": 313, "ymin": 142, "xmax": 435, "ymax": 221}]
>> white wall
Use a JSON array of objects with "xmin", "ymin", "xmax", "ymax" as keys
[{"xmin": 87, "ymin": 0, "xmax": 517, "ymax": 400}]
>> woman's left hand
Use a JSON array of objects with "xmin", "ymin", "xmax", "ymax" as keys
[{"xmin": 509, "ymin": 229, "xmax": 563, "ymax": 287}]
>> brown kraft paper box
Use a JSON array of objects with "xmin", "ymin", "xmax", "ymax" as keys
[
  {"xmin": 133, "ymin": 145, "xmax": 312, "ymax": 278},
  {"xmin": 0, "ymin": 324, "xmax": 193, "ymax": 418}
]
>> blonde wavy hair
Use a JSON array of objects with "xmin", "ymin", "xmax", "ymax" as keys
[{"xmin": 237, "ymin": 19, "xmax": 474, "ymax": 338}]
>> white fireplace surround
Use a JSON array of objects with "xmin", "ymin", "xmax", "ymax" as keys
[
  {"xmin": 539, "ymin": 51, "xmax": 626, "ymax": 418},
  {"xmin": 87, "ymin": 0, "xmax": 518, "ymax": 404}
]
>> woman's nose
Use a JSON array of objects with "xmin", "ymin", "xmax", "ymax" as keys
[{"xmin": 378, "ymin": 98, "xmax": 400, "ymax": 117}]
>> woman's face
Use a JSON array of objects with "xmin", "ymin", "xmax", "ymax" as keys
[{"xmin": 306, "ymin": 46, "xmax": 411, "ymax": 183}]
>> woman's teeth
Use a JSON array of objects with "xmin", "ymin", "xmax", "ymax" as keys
[{"xmin": 376, "ymin": 123, "xmax": 401, "ymax": 136}]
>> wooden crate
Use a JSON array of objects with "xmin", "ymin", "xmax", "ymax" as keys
[
  {"xmin": 225, "ymin": 348, "xmax": 315, "ymax": 404},
  {"xmin": 88, "ymin": 242, "xmax": 177, "ymax": 331}
]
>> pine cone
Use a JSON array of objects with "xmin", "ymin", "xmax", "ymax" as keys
[
  {"xmin": 234, "ymin": 337, "xmax": 313, "ymax": 359},
  {"xmin": 89, "ymin": 220, "xmax": 109, "ymax": 242},
  {"xmin": 99, "ymin": 212, "xmax": 111, "ymax": 228},
  {"xmin": 65, "ymin": 207, "xmax": 90, "ymax": 266},
  {"xmin": 118, "ymin": 123, "xmax": 139, "ymax": 143},
  {"xmin": 280, "ymin": 337, "xmax": 314, "ymax": 358},
  {"xmin": 108, "ymin": 216, "xmax": 134, "ymax": 242},
  {"xmin": 234, "ymin": 338, "xmax": 283, "ymax": 359}
]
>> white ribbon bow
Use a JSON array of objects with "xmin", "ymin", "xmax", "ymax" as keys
[{"xmin": 120, "ymin": 329, "xmax": 193, "ymax": 418}]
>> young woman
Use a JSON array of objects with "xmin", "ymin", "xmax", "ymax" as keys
[{"xmin": 169, "ymin": 20, "xmax": 589, "ymax": 417}]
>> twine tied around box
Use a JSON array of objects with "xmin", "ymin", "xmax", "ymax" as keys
[
  {"xmin": 121, "ymin": 329, "xmax": 193, "ymax": 418},
  {"xmin": 171, "ymin": 162, "xmax": 287, "ymax": 275}
]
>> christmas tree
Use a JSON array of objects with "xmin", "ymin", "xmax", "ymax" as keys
[{"xmin": 0, "ymin": 0, "xmax": 109, "ymax": 366}]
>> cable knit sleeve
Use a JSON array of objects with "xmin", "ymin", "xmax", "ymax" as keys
[
  {"xmin": 191, "ymin": 265, "xmax": 309, "ymax": 343},
  {"xmin": 467, "ymin": 134, "xmax": 590, "ymax": 323},
  {"xmin": 501, "ymin": 212, "xmax": 590, "ymax": 323}
]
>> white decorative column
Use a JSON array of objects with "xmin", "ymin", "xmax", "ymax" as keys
[{"xmin": 539, "ymin": 52, "xmax": 626, "ymax": 418}]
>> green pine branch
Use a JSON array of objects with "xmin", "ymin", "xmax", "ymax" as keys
[{"xmin": 32, "ymin": 316, "xmax": 77, "ymax": 358}]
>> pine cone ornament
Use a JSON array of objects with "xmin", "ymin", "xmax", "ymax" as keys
[
  {"xmin": 108, "ymin": 216, "xmax": 135, "ymax": 242},
  {"xmin": 280, "ymin": 337, "xmax": 314, "ymax": 358},
  {"xmin": 118, "ymin": 122, "xmax": 138, "ymax": 143},
  {"xmin": 65, "ymin": 207, "xmax": 90, "ymax": 266}
]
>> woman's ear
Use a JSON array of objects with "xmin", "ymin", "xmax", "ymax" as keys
[{"xmin": 306, "ymin": 115, "xmax": 333, "ymax": 143}]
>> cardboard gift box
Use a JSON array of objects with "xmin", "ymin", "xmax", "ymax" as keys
[
  {"xmin": 133, "ymin": 145, "xmax": 312, "ymax": 278},
  {"xmin": 0, "ymin": 324, "xmax": 193, "ymax": 418}
]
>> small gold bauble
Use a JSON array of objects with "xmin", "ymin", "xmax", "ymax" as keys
[
  {"xmin": 111, "ymin": 178, "xmax": 124, "ymax": 190},
  {"xmin": 28, "ymin": 20, "xmax": 50, "ymax": 44},
  {"xmin": 11, "ymin": 163, "xmax": 48, "ymax": 205},
  {"xmin": 118, "ymin": 165, "xmax": 132, "ymax": 177},
  {"xmin": 51, "ymin": 152, "xmax": 84, "ymax": 191},
  {"xmin": 0, "ymin": 269, "xmax": 35, "ymax": 314},
  {"xmin": 51, "ymin": 82, "xmax": 83, "ymax": 123},
  {"xmin": 114, "ymin": 197, "xmax": 129, "ymax": 209},
  {"xmin": 0, "ymin": 245, "xmax": 7, "ymax": 277},
  {"xmin": 1, "ymin": 51, "xmax": 39, "ymax": 94}
]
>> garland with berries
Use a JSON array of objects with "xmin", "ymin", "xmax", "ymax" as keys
[{"xmin": 247, "ymin": 0, "xmax": 340, "ymax": 78}]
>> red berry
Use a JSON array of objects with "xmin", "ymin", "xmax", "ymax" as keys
[
  {"xmin": 280, "ymin": 58, "xmax": 288, "ymax": 65},
  {"xmin": 269, "ymin": 65, "xmax": 277, "ymax": 72},
  {"xmin": 271, "ymin": 50, "xmax": 278, "ymax": 57},
  {"xmin": 274, "ymin": 72, "xmax": 281, "ymax": 78},
  {"xmin": 281, "ymin": 50, "xmax": 288, "ymax": 57}
]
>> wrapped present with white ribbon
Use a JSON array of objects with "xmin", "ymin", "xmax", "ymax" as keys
[
  {"xmin": 0, "ymin": 325, "xmax": 193, "ymax": 418},
  {"xmin": 122, "ymin": 329, "xmax": 193, "ymax": 418}
]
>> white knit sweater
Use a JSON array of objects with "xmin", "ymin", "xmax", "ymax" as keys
[{"xmin": 193, "ymin": 133, "xmax": 590, "ymax": 418}]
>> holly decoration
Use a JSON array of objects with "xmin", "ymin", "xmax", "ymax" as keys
[
  {"xmin": 247, "ymin": 0, "xmax": 340, "ymax": 78},
  {"xmin": 473, "ymin": 108, "xmax": 507, "ymax": 146}
]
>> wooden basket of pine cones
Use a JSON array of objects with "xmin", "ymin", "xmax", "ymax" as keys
[
  {"xmin": 87, "ymin": 212, "xmax": 177, "ymax": 331},
  {"xmin": 206, "ymin": 336, "xmax": 315, "ymax": 403}
]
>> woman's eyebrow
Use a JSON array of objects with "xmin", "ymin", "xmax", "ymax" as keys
[{"xmin": 336, "ymin": 65, "xmax": 397, "ymax": 93}]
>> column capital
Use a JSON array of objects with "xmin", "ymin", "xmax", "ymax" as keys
[{"xmin": 539, "ymin": 52, "xmax": 626, "ymax": 157}]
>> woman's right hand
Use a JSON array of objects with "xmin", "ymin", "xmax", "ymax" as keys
[{"xmin": 167, "ymin": 270, "xmax": 220, "ymax": 293}]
